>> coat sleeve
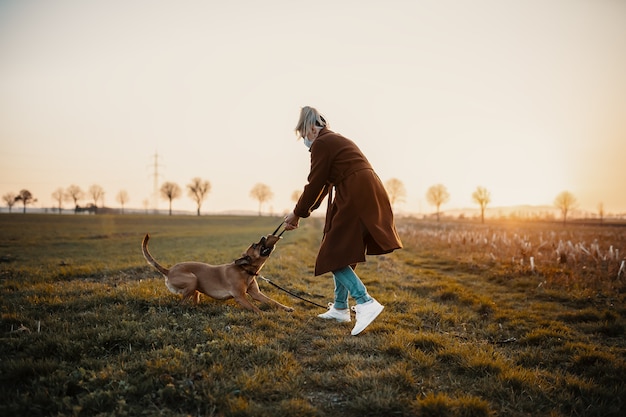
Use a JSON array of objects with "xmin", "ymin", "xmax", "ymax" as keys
[{"xmin": 293, "ymin": 140, "xmax": 333, "ymax": 218}]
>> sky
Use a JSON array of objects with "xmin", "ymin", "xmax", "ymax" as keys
[{"xmin": 1, "ymin": 0, "xmax": 625, "ymax": 216}]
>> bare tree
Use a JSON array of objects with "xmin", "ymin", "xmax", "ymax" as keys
[
  {"xmin": 2, "ymin": 192, "xmax": 17, "ymax": 213},
  {"xmin": 65, "ymin": 185, "xmax": 83, "ymax": 212},
  {"xmin": 116, "ymin": 190, "xmax": 129, "ymax": 214},
  {"xmin": 426, "ymin": 184, "xmax": 449, "ymax": 222},
  {"xmin": 51, "ymin": 188, "xmax": 66, "ymax": 214},
  {"xmin": 384, "ymin": 178, "xmax": 406, "ymax": 212},
  {"xmin": 187, "ymin": 177, "xmax": 211, "ymax": 216},
  {"xmin": 288, "ymin": 190, "xmax": 302, "ymax": 215},
  {"xmin": 88, "ymin": 184, "xmax": 105, "ymax": 208},
  {"xmin": 554, "ymin": 191, "xmax": 577, "ymax": 225},
  {"xmin": 160, "ymin": 182, "xmax": 182, "ymax": 216},
  {"xmin": 15, "ymin": 189, "xmax": 37, "ymax": 213},
  {"xmin": 249, "ymin": 183, "xmax": 273, "ymax": 216},
  {"xmin": 598, "ymin": 202, "xmax": 604, "ymax": 224},
  {"xmin": 472, "ymin": 186, "xmax": 491, "ymax": 224}
]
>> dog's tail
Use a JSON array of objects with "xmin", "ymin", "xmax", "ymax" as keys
[{"xmin": 142, "ymin": 234, "xmax": 170, "ymax": 276}]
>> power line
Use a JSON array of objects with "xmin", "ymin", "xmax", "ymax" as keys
[{"xmin": 148, "ymin": 152, "xmax": 164, "ymax": 212}]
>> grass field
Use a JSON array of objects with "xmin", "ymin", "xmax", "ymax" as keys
[{"xmin": 1, "ymin": 214, "xmax": 625, "ymax": 416}]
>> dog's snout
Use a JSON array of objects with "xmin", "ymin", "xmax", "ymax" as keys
[{"xmin": 253, "ymin": 234, "xmax": 279, "ymax": 257}]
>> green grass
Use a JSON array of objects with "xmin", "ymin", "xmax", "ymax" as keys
[{"xmin": 1, "ymin": 214, "xmax": 625, "ymax": 416}]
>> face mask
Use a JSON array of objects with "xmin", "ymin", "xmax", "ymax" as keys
[{"xmin": 303, "ymin": 137, "xmax": 313, "ymax": 149}]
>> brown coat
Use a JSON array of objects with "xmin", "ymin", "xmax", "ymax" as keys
[{"xmin": 294, "ymin": 128, "xmax": 402, "ymax": 275}]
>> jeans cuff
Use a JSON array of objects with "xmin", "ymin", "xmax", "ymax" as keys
[
  {"xmin": 333, "ymin": 301, "xmax": 349, "ymax": 310},
  {"xmin": 354, "ymin": 294, "xmax": 372, "ymax": 305}
]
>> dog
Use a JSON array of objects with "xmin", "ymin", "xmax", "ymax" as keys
[{"xmin": 141, "ymin": 233, "xmax": 294, "ymax": 314}]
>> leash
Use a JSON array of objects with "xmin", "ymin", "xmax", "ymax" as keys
[
  {"xmin": 271, "ymin": 221, "xmax": 287, "ymax": 237},
  {"xmin": 258, "ymin": 275, "xmax": 328, "ymax": 310},
  {"xmin": 264, "ymin": 220, "xmax": 327, "ymax": 310}
]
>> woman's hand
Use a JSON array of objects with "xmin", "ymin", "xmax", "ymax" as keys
[{"xmin": 284, "ymin": 212, "xmax": 300, "ymax": 231}]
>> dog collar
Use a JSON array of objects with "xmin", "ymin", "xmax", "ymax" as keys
[{"xmin": 239, "ymin": 265, "xmax": 259, "ymax": 276}]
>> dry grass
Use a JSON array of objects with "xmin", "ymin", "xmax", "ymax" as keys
[{"xmin": 1, "ymin": 214, "xmax": 625, "ymax": 416}]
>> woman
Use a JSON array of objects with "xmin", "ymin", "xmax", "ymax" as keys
[{"xmin": 284, "ymin": 106, "xmax": 402, "ymax": 335}]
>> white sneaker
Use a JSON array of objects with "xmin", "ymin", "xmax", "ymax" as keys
[
  {"xmin": 317, "ymin": 303, "xmax": 351, "ymax": 322},
  {"xmin": 351, "ymin": 299, "xmax": 384, "ymax": 335}
]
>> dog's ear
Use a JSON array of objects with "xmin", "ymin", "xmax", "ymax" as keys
[{"xmin": 234, "ymin": 255, "xmax": 251, "ymax": 266}]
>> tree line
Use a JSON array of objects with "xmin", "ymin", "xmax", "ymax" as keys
[
  {"xmin": 2, "ymin": 178, "xmax": 586, "ymax": 224},
  {"xmin": 383, "ymin": 179, "xmax": 583, "ymax": 224},
  {"xmin": 1, "ymin": 178, "xmax": 277, "ymax": 217}
]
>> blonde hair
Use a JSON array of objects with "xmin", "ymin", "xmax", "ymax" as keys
[{"xmin": 294, "ymin": 106, "xmax": 327, "ymax": 138}]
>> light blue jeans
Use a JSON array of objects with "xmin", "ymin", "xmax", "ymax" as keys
[{"xmin": 331, "ymin": 266, "xmax": 373, "ymax": 309}]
